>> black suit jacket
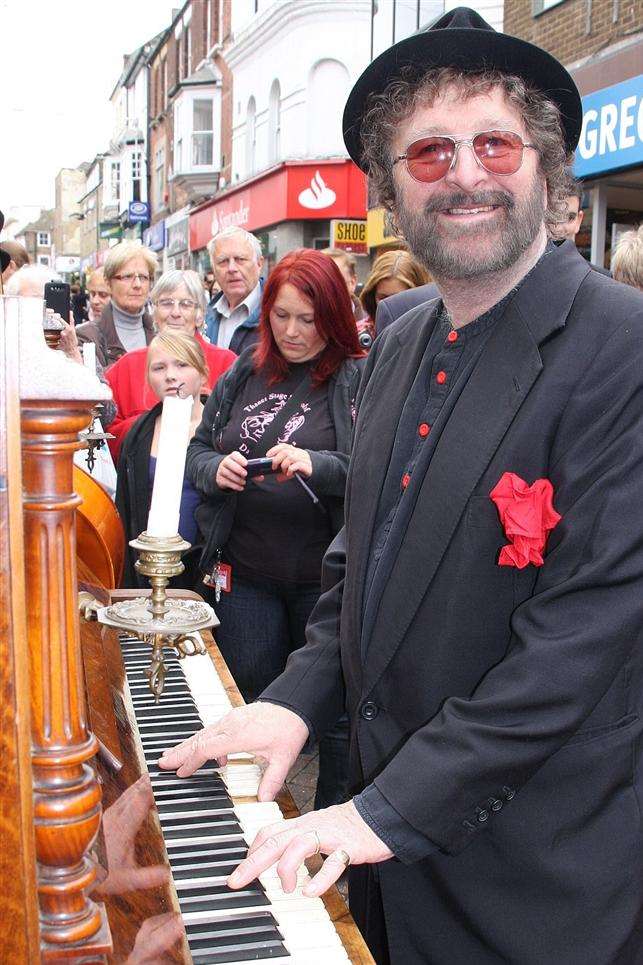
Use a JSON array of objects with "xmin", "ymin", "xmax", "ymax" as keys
[
  {"xmin": 374, "ymin": 282, "xmax": 440, "ymax": 334},
  {"xmin": 264, "ymin": 242, "xmax": 643, "ymax": 963}
]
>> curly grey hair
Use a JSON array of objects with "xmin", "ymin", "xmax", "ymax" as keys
[{"xmin": 360, "ymin": 67, "xmax": 571, "ymax": 230}]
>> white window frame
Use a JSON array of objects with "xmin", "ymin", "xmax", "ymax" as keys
[
  {"xmin": 533, "ymin": 0, "xmax": 567, "ymax": 14},
  {"xmin": 155, "ymin": 143, "xmax": 166, "ymax": 208},
  {"xmin": 37, "ymin": 231, "xmax": 50, "ymax": 247},
  {"xmin": 173, "ymin": 88, "xmax": 221, "ymax": 175},
  {"xmin": 103, "ymin": 160, "xmax": 120, "ymax": 207},
  {"xmin": 246, "ymin": 96, "xmax": 257, "ymax": 176}
]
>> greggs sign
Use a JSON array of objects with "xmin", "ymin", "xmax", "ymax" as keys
[{"xmin": 189, "ymin": 160, "xmax": 368, "ymax": 251}]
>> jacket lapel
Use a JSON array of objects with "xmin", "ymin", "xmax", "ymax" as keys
[{"xmin": 362, "ymin": 242, "xmax": 592, "ymax": 691}]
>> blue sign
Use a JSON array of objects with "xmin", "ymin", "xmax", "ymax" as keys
[
  {"xmin": 574, "ymin": 74, "xmax": 643, "ymax": 179},
  {"xmin": 128, "ymin": 201, "xmax": 151, "ymax": 224},
  {"xmin": 143, "ymin": 220, "xmax": 166, "ymax": 252}
]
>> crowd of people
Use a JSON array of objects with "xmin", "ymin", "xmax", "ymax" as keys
[{"xmin": 4, "ymin": 6, "xmax": 643, "ymax": 961}]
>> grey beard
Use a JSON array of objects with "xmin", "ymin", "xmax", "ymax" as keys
[{"xmin": 395, "ymin": 183, "xmax": 545, "ymax": 280}]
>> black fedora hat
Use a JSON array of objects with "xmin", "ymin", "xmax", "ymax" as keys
[
  {"xmin": 343, "ymin": 6, "xmax": 582, "ymax": 169},
  {"xmin": 0, "ymin": 210, "xmax": 10, "ymax": 275}
]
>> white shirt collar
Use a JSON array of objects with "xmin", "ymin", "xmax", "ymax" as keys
[{"xmin": 218, "ymin": 282, "xmax": 261, "ymax": 319}]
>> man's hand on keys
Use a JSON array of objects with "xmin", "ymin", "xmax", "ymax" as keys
[
  {"xmin": 157, "ymin": 701, "xmax": 309, "ymax": 802},
  {"xmin": 228, "ymin": 801, "xmax": 394, "ymax": 897}
]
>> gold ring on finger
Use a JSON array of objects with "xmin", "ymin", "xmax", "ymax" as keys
[{"xmin": 309, "ymin": 829, "xmax": 321, "ymax": 855}]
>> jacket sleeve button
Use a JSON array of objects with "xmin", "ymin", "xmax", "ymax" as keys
[
  {"xmin": 502, "ymin": 785, "xmax": 516, "ymax": 801},
  {"xmin": 488, "ymin": 797, "xmax": 503, "ymax": 812},
  {"xmin": 476, "ymin": 807, "xmax": 489, "ymax": 823}
]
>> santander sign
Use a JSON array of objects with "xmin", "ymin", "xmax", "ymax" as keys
[{"xmin": 297, "ymin": 170, "xmax": 337, "ymax": 210}]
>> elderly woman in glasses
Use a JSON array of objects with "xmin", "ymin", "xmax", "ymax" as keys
[
  {"xmin": 76, "ymin": 241, "xmax": 158, "ymax": 367},
  {"xmin": 105, "ymin": 268, "xmax": 236, "ymax": 461}
]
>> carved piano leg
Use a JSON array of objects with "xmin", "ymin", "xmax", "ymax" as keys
[{"xmin": 21, "ymin": 401, "xmax": 112, "ymax": 962}]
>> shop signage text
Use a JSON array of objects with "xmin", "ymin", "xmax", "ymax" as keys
[
  {"xmin": 128, "ymin": 201, "xmax": 151, "ymax": 224},
  {"xmin": 575, "ymin": 74, "xmax": 643, "ymax": 179},
  {"xmin": 189, "ymin": 161, "xmax": 367, "ymax": 251},
  {"xmin": 331, "ymin": 219, "xmax": 367, "ymax": 254}
]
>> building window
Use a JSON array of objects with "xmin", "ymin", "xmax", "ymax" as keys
[
  {"xmin": 37, "ymin": 231, "xmax": 50, "ymax": 246},
  {"xmin": 192, "ymin": 99, "xmax": 214, "ymax": 166},
  {"xmin": 246, "ymin": 96, "xmax": 256, "ymax": 176},
  {"xmin": 206, "ymin": 0, "xmax": 212, "ymax": 51},
  {"xmin": 218, "ymin": 0, "xmax": 224, "ymax": 42},
  {"xmin": 268, "ymin": 79, "xmax": 281, "ymax": 164},
  {"xmin": 107, "ymin": 161, "xmax": 120, "ymax": 207},
  {"xmin": 307, "ymin": 60, "xmax": 350, "ymax": 155},
  {"xmin": 162, "ymin": 56, "xmax": 167, "ymax": 109},
  {"xmin": 132, "ymin": 152, "xmax": 142, "ymax": 182},
  {"xmin": 38, "ymin": 255, "xmax": 50, "ymax": 266},
  {"xmin": 155, "ymin": 144, "xmax": 166, "ymax": 208},
  {"xmin": 532, "ymin": 0, "xmax": 566, "ymax": 13}
]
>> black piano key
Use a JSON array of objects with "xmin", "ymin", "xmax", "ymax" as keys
[
  {"xmin": 168, "ymin": 844, "xmax": 248, "ymax": 867},
  {"xmin": 151, "ymin": 782, "xmax": 229, "ymax": 799},
  {"xmin": 151, "ymin": 785, "xmax": 230, "ymax": 804},
  {"xmin": 128, "ymin": 679, "xmax": 188, "ymax": 691},
  {"xmin": 161, "ymin": 820, "xmax": 241, "ymax": 841},
  {"xmin": 178, "ymin": 886, "xmax": 269, "ymax": 914},
  {"xmin": 135, "ymin": 706, "xmax": 202, "ymax": 720},
  {"xmin": 137, "ymin": 721, "xmax": 201, "ymax": 735},
  {"xmin": 184, "ymin": 913, "xmax": 281, "ymax": 941},
  {"xmin": 172, "ymin": 860, "xmax": 242, "ymax": 881},
  {"xmin": 147, "ymin": 768, "xmax": 222, "ymax": 784},
  {"xmin": 156, "ymin": 798, "xmax": 233, "ymax": 816},
  {"xmin": 190, "ymin": 941, "xmax": 289, "ymax": 964}
]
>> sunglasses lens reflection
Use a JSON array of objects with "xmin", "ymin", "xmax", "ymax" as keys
[{"xmin": 405, "ymin": 131, "xmax": 525, "ymax": 182}]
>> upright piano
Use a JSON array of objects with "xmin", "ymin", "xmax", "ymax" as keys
[{"xmin": 0, "ymin": 296, "xmax": 373, "ymax": 963}]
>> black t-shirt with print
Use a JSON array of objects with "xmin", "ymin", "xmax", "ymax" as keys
[{"xmin": 218, "ymin": 361, "xmax": 335, "ymax": 584}]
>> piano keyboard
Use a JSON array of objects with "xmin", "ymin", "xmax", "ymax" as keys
[{"xmin": 120, "ymin": 636, "xmax": 351, "ymax": 965}]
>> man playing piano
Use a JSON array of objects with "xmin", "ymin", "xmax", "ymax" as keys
[{"xmin": 161, "ymin": 9, "xmax": 643, "ymax": 963}]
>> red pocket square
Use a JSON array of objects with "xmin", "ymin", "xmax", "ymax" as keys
[{"xmin": 490, "ymin": 472, "xmax": 561, "ymax": 569}]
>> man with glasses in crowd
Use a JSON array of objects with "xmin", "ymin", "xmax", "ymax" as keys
[
  {"xmin": 77, "ymin": 241, "xmax": 156, "ymax": 367},
  {"xmin": 161, "ymin": 9, "xmax": 643, "ymax": 963},
  {"xmin": 205, "ymin": 226, "xmax": 264, "ymax": 353}
]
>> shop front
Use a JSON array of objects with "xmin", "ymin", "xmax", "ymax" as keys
[
  {"xmin": 572, "ymin": 38, "xmax": 643, "ymax": 268},
  {"xmin": 165, "ymin": 207, "xmax": 190, "ymax": 270},
  {"xmin": 143, "ymin": 219, "xmax": 166, "ymax": 277},
  {"xmin": 189, "ymin": 160, "xmax": 368, "ymax": 274}
]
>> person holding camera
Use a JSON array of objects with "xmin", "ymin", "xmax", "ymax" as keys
[{"xmin": 187, "ymin": 248, "xmax": 365, "ymax": 808}]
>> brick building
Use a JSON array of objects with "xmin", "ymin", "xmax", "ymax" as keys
[
  {"xmin": 147, "ymin": 0, "xmax": 233, "ymax": 270},
  {"xmin": 17, "ymin": 210, "xmax": 55, "ymax": 268},
  {"xmin": 504, "ymin": 0, "xmax": 643, "ymax": 267}
]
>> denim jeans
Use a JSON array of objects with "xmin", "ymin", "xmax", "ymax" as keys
[{"xmin": 207, "ymin": 572, "xmax": 350, "ymax": 809}]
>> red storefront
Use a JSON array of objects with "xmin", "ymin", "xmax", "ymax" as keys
[{"xmin": 189, "ymin": 159, "xmax": 368, "ymax": 274}]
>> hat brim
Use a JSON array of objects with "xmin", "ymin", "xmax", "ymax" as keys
[{"xmin": 343, "ymin": 29, "xmax": 582, "ymax": 169}]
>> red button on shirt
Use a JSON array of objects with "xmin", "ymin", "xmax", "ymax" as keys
[
  {"xmin": 418, "ymin": 423, "xmax": 430, "ymax": 438},
  {"xmin": 401, "ymin": 473, "xmax": 411, "ymax": 489},
  {"xmin": 436, "ymin": 370, "xmax": 447, "ymax": 385},
  {"xmin": 447, "ymin": 330, "xmax": 458, "ymax": 342}
]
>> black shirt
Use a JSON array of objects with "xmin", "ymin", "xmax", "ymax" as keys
[{"xmin": 218, "ymin": 361, "xmax": 335, "ymax": 584}]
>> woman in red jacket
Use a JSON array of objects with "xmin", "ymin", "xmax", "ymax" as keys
[{"xmin": 105, "ymin": 269, "xmax": 236, "ymax": 460}]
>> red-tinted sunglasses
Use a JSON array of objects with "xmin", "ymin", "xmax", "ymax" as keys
[{"xmin": 394, "ymin": 130, "xmax": 538, "ymax": 183}]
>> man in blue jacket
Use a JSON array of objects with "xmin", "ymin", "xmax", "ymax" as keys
[{"xmin": 205, "ymin": 226, "xmax": 264, "ymax": 352}]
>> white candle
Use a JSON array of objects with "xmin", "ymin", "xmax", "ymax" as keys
[
  {"xmin": 82, "ymin": 341, "xmax": 96, "ymax": 373},
  {"xmin": 146, "ymin": 394, "xmax": 194, "ymax": 538}
]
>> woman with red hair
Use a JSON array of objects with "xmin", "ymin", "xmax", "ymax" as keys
[{"xmin": 187, "ymin": 248, "xmax": 365, "ymax": 808}]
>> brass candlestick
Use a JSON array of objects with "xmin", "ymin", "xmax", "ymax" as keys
[{"xmin": 96, "ymin": 531, "xmax": 218, "ymax": 699}]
